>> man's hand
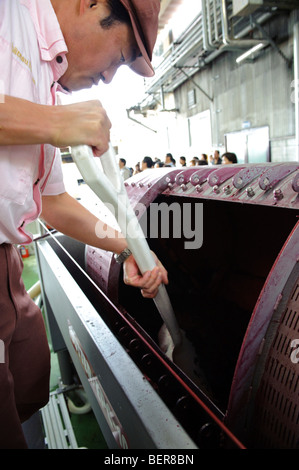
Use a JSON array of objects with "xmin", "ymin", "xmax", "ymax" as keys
[
  {"xmin": 0, "ymin": 96, "xmax": 111, "ymax": 155},
  {"xmin": 123, "ymin": 252, "xmax": 168, "ymax": 298},
  {"xmin": 53, "ymin": 100, "xmax": 112, "ymax": 155}
]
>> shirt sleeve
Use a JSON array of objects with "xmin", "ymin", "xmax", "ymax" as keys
[{"xmin": 42, "ymin": 149, "xmax": 66, "ymax": 196}]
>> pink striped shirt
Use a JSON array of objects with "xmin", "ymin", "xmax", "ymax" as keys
[{"xmin": 0, "ymin": 0, "xmax": 68, "ymax": 244}]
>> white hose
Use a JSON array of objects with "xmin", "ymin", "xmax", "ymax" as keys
[
  {"xmin": 67, "ymin": 389, "xmax": 91, "ymax": 415},
  {"xmin": 27, "ymin": 280, "xmax": 41, "ymax": 299},
  {"xmin": 72, "ymin": 145, "xmax": 182, "ymax": 348}
]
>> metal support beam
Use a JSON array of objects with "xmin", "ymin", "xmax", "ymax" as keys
[
  {"xmin": 126, "ymin": 109, "xmax": 157, "ymax": 133},
  {"xmin": 176, "ymin": 67, "xmax": 214, "ymax": 102},
  {"xmin": 252, "ymin": 18, "xmax": 292, "ymax": 67}
]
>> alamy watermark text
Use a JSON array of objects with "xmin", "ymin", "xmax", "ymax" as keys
[{"xmin": 95, "ymin": 201, "xmax": 203, "ymax": 250}]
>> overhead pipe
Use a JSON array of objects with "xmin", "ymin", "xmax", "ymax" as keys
[
  {"xmin": 207, "ymin": 0, "xmax": 216, "ymax": 48},
  {"xmin": 145, "ymin": 4, "xmax": 272, "ymax": 94},
  {"xmin": 212, "ymin": 0, "xmax": 220, "ymax": 43},
  {"xmin": 202, "ymin": 12, "xmax": 272, "ymax": 66},
  {"xmin": 202, "ymin": 0, "xmax": 217, "ymax": 51},
  {"xmin": 161, "ymin": 85, "xmax": 165, "ymax": 109},
  {"xmin": 220, "ymin": 0, "xmax": 268, "ymax": 49},
  {"xmin": 202, "ymin": 0, "xmax": 268, "ymax": 53}
]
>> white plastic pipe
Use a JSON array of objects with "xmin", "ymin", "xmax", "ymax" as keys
[{"xmin": 72, "ymin": 145, "xmax": 182, "ymax": 348}]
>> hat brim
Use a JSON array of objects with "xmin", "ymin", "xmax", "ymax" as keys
[{"xmin": 122, "ymin": 8, "xmax": 155, "ymax": 77}]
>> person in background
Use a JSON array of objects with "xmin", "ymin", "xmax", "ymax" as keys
[
  {"xmin": 211, "ymin": 150, "xmax": 222, "ymax": 165},
  {"xmin": 200, "ymin": 153, "xmax": 208, "ymax": 165},
  {"xmin": 222, "ymin": 152, "xmax": 238, "ymax": 164},
  {"xmin": 119, "ymin": 157, "xmax": 131, "ymax": 180},
  {"xmin": 141, "ymin": 155, "xmax": 154, "ymax": 170},
  {"xmin": 134, "ymin": 162, "xmax": 141, "ymax": 174},
  {"xmin": 0, "ymin": 0, "xmax": 166, "ymax": 449},
  {"xmin": 164, "ymin": 152, "xmax": 176, "ymax": 167},
  {"xmin": 179, "ymin": 156, "xmax": 186, "ymax": 167}
]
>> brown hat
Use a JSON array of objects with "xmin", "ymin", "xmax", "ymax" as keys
[{"xmin": 119, "ymin": 0, "xmax": 160, "ymax": 77}]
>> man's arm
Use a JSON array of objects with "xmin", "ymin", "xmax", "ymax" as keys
[
  {"xmin": 0, "ymin": 96, "xmax": 111, "ymax": 155},
  {"xmin": 1, "ymin": 96, "xmax": 167, "ymax": 296},
  {"xmin": 41, "ymin": 192, "xmax": 126, "ymax": 253},
  {"xmin": 41, "ymin": 193, "xmax": 168, "ymax": 297}
]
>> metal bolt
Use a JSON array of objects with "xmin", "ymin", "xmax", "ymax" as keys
[
  {"xmin": 223, "ymin": 185, "xmax": 231, "ymax": 195},
  {"xmin": 273, "ymin": 188, "xmax": 283, "ymax": 200},
  {"xmin": 246, "ymin": 187, "xmax": 255, "ymax": 197}
]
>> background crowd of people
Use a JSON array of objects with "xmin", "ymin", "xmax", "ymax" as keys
[{"xmin": 118, "ymin": 150, "xmax": 238, "ymax": 180}]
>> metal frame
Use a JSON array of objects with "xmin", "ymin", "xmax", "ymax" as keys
[
  {"xmin": 36, "ymin": 239, "xmax": 198, "ymax": 449},
  {"xmin": 35, "ymin": 162, "xmax": 298, "ymax": 449}
]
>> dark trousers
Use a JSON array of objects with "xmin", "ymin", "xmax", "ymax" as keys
[{"xmin": 0, "ymin": 244, "xmax": 50, "ymax": 448}]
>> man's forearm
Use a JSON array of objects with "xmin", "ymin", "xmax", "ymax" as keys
[
  {"xmin": 0, "ymin": 95, "xmax": 57, "ymax": 146},
  {"xmin": 0, "ymin": 96, "xmax": 111, "ymax": 154},
  {"xmin": 41, "ymin": 192, "xmax": 127, "ymax": 254}
]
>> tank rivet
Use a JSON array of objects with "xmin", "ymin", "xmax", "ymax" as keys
[
  {"xmin": 273, "ymin": 188, "xmax": 283, "ymax": 201},
  {"xmin": 246, "ymin": 187, "xmax": 255, "ymax": 197}
]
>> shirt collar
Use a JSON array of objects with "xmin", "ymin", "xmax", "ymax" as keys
[{"xmin": 20, "ymin": 0, "xmax": 68, "ymax": 82}]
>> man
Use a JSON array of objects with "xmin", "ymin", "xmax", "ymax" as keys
[
  {"xmin": 141, "ymin": 155, "xmax": 154, "ymax": 170},
  {"xmin": 0, "ymin": 0, "xmax": 165, "ymax": 448},
  {"xmin": 179, "ymin": 156, "xmax": 186, "ymax": 167},
  {"xmin": 119, "ymin": 157, "xmax": 132, "ymax": 180},
  {"xmin": 211, "ymin": 149, "xmax": 222, "ymax": 165}
]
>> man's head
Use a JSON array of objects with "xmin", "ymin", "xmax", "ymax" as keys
[
  {"xmin": 118, "ymin": 0, "xmax": 160, "ymax": 77},
  {"xmin": 141, "ymin": 156, "xmax": 154, "ymax": 170},
  {"xmin": 52, "ymin": 0, "xmax": 160, "ymax": 91}
]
